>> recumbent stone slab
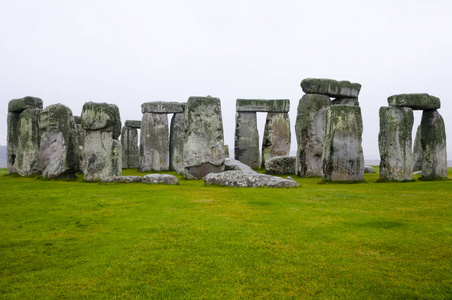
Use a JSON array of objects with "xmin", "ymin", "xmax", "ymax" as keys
[
  {"xmin": 141, "ymin": 101, "xmax": 185, "ymax": 114},
  {"xmin": 265, "ymin": 156, "xmax": 296, "ymax": 175},
  {"xmin": 143, "ymin": 174, "xmax": 178, "ymax": 185},
  {"xmin": 387, "ymin": 93, "xmax": 440, "ymax": 110},
  {"xmin": 301, "ymin": 78, "xmax": 361, "ymax": 98},
  {"xmin": 236, "ymin": 99, "xmax": 290, "ymax": 113},
  {"xmin": 204, "ymin": 170, "xmax": 299, "ymax": 188}
]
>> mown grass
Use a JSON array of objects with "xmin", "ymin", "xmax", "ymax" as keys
[{"xmin": 0, "ymin": 167, "xmax": 451, "ymax": 299}]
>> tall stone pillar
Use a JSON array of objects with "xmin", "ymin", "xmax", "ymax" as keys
[
  {"xmin": 261, "ymin": 113, "xmax": 290, "ymax": 169},
  {"xmin": 139, "ymin": 113, "xmax": 169, "ymax": 171},
  {"xmin": 234, "ymin": 112, "xmax": 259, "ymax": 169},
  {"xmin": 121, "ymin": 120, "xmax": 141, "ymax": 169},
  {"xmin": 169, "ymin": 112, "xmax": 185, "ymax": 174},
  {"xmin": 420, "ymin": 110, "xmax": 447, "ymax": 179},
  {"xmin": 412, "ymin": 125, "xmax": 423, "ymax": 172}
]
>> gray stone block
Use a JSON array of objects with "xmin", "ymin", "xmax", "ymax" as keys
[
  {"xmin": 169, "ymin": 113, "xmax": 185, "ymax": 174},
  {"xmin": 139, "ymin": 113, "xmax": 169, "ymax": 172},
  {"xmin": 301, "ymin": 78, "xmax": 361, "ymax": 98},
  {"xmin": 124, "ymin": 120, "xmax": 141, "ymax": 128},
  {"xmin": 412, "ymin": 125, "xmax": 423, "ymax": 172},
  {"xmin": 265, "ymin": 156, "xmax": 296, "ymax": 174},
  {"xmin": 121, "ymin": 126, "xmax": 140, "ymax": 169},
  {"xmin": 234, "ymin": 112, "xmax": 259, "ymax": 169},
  {"xmin": 387, "ymin": 93, "xmax": 440, "ymax": 110},
  {"xmin": 420, "ymin": 110, "xmax": 447, "ymax": 179},
  {"xmin": 261, "ymin": 113, "xmax": 291, "ymax": 169},
  {"xmin": 141, "ymin": 101, "xmax": 185, "ymax": 114},
  {"xmin": 8, "ymin": 96, "xmax": 43, "ymax": 113},
  {"xmin": 236, "ymin": 99, "xmax": 290, "ymax": 112},
  {"xmin": 16, "ymin": 108, "xmax": 42, "ymax": 176},
  {"xmin": 204, "ymin": 170, "xmax": 299, "ymax": 188},
  {"xmin": 7, "ymin": 112, "xmax": 20, "ymax": 174},
  {"xmin": 81, "ymin": 102, "xmax": 121, "ymax": 139},
  {"xmin": 142, "ymin": 174, "xmax": 178, "ymax": 185}
]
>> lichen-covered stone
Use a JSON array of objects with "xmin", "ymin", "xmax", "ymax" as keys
[
  {"xmin": 82, "ymin": 131, "xmax": 122, "ymax": 181},
  {"xmin": 378, "ymin": 107, "xmax": 414, "ymax": 181},
  {"xmin": 224, "ymin": 145, "xmax": 229, "ymax": 158},
  {"xmin": 300, "ymin": 78, "xmax": 361, "ymax": 98},
  {"xmin": 139, "ymin": 113, "xmax": 169, "ymax": 171},
  {"xmin": 169, "ymin": 113, "xmax": 185, "ymax": 174},
  {"xmin": 124, "ymin": 120, "xmax": 141, "ymax": 128},
  {"xmin": 265, "ymin": 156, "xmax": 296, "ymax": 174},
  {"xmin": 39, "ymin": 104, "xmax": 80, "ymax": 179},
  {"xmin": 121, "ymin": 126, "xmax": 139, "ymax": 169},
  {"xmin": 236, "ymin": 99, "xmax": 290, "ymax": 112},
  {"xmin": 8, "ymin": 96, "xmax": 43, "ymax": 113},
  {"xmin": 388, "ymin": 93, "xmax": 440, "ymax": 110},
  {"xmin": 234, "ymin": 112, "xmax": 259, "ymax": 169},
  {"xmin": 7, "ymin": 112, "xmax": 20, "ymax": 174},
  {"xmin": 322, "ymin": 105, "xmax": 364, "ymax": 181},
  {"xmin": 183, "ymin": 96, "xmax": 225, "ymax": 179},
  {"xmin": 295, "ymin": 94, "xmax": 331, "ymax": 177},
  {"xmin": 141, "ymin": 101, "xmax": 185, "ymax": 114},
  {"xmin": 331, "ymin": 98, "xmax": 359, "ymax": 106},
  {"xmin": 81, "ymin": 102, "xmax": 121, "ymax": 139},
  {"xmin": 102, "ymin": 176, "xmax": 143, "ymax": 183},
  {"xmin": 420, "ymin": 110, "xmax": 447, "ymax": 179},
  {"xmin": 412, "ymin": 125, "xmax": 423, "ymax": 172},
  {"xmin": 204, "ymin": 170, "xmax": 299, "ymax": 188},
  {"xmin": 261, "ymin": 113, "xmax": 291, "ymax": 169},
  {"xmin": 73, "ymin": 115, "xmax": 81, "ymax": 124},
  {"xmin": 364, "ymin": 166, "xmax": 375, "ymax": 173},
  {"xmin": 16, "ymin": 108, "xmax": 42, "ymax": 176},
  {"xmin": 142, "ymin": 174, "xmax": 178, "ymax": 185},
  {"xmin": 224, "ymin": 158, "xmax": 256, "ymax": 173}
]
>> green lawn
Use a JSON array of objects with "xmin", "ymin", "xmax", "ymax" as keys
[{"xmin": 1, "ymin": 168, "xmax": 451, "ymax": 299}]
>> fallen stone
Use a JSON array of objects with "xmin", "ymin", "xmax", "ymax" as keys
[
  {"xmin": 81, "ymin": 102, "xmax": 121, "ymax": 139},
  {"xmin": 301, "ymin": 78, "xmax": 361, "ymax": 98},
  {"xmin": 387, "ymin": 93, "xmax": 440, "ymax": 110},
  {"xmin": 420, "ymin": 110, "xmax": 447, "ymax": 179},
  {"xmin": 364, "ymin": 166, "xmax": 375, "ymax": 173},
  {"xmin": 102, "ymin": 176, "xmax": 143, "ymax": 183},
  {"xmin": 39, "ymin": 104, "xmax": 80, "ymax": 179},
  {"xmin": 183, "ymin": 96, "xmax": 225, "ymax": 179},
  {"xmin": 412, "ymin": 125, "xmax": 423, "ymax": 172},
  {"xmin": 378, "ymin": 107, "xmax": 414, "ymax": 181},
  {"xmin": 141, "ymin": 101, "xmax": 185, "ymax": 114},
  {"xmin": 204, "ymin": 170, "xmax": 299, "ymax": 188},
  {"xmin": 265, "ymin": 156, "xmax": 296, "ymax": 174},
  {"xmin": 234, "ymin": 111, "xmax": 259, "ymax": 169},
  {"xmin": 412, "ymin": 171, "xmax": 422, "ymax": 176},
  {"xmin": 224, "ymin": 158, "xmax": 256, "ymax": 173},
  {"xmin": 322, "ymin": 105, "xmax": 364, "ymax": 181},
  {"xmin": 142, "ymin": 174, "xmax": 178, "ymax": 185},
  {"xmin": 169, "ymin": 112, "xmax": 185, "ymax": 174},
  {"xmin": 16, "ymin": 108, "xmax": 42, "ymax": 176},
  {"xmin": 295, "ymin": 94, "xmax": 331, "ymax": 177},
  {"xmin": 139, "ymin": 113, "xmax": 169, "ymax": 171},
  {"xmin": 236, "ymin": 99, "xmax": 290, "ymax": 113},
  {"xmin": 261, "ymin": 113, "xmax": 291, "ymax": 168},
  {"xmin": 124, "ymin": 120, "xmax": 142, "ymax": 128},
  {"xmin": 8, "ymin": 96, "xmax": 43, "ymax": 113}
]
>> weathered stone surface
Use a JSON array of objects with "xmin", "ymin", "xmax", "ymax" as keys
[
  {"xmin": 265, "ymin": 156, "xmax": 296, "ymax": 174},
  {"xmin": 82, "ymin": 131, "xmax": 122, "ymax": 181},
  {"xmin": 39, "ymin": 104, "xmax": 80, "ymax": 179},
  {"xmin": 261, "ymin": 113, "xmax": 291, "ymax": 169},
  {"xmin": 121, "ymin": 126, "xmax": 139, "ymax": 169},
  {"xmin": 7, "ymin": 112, "xmax": 20, "ymax": 174},
  {"xmin": 331, "ymin": 98, "xmax": 359, "ymax": 106},
  {"xmin": 295, "ymin": 94, "xmax": 331, "ymax": 177},
  {"xmin": 142, "ymin": 174, "xmax": 178, "ymax": 185},
  {"xmin": 378, "ymin": 107, "xmax": 414, "ymax": 181},
  {"xmin": 16, "ymin": 108, "xmax": 42, "ymax": 176},
  {"xmin": 76, "ymin": 124, "xmax": 86, "ymax": 150},
  {"xmin": 169, "ymin": 113, "xmax": 185, "ymax": 174},
  {"xmin": 204, "ymin": 170, "xmax": 299, "ymax": 188},
  {"xmin": 8, "ymin": 96, "xmax": 43, "ymax": 113},
  {"xmin": 224, "ymin": 158, "xmax": 256, "ymax": 173},
  {"xmin": 224, "ymin": 145, "xmax": 229, "ymax": 158},
  {"xmin": 322, "ymin": 105, "xmax": 364, "ymax": 181},
  {"xmin": 236, "ymin": 99, "xmax": 290, "ymax": 113},
  {"xmin": 183, "ymin": 96, "xmax": 225, "ymax": 179},
  {"xmin": 364, "ymin": 166, "xmax": 375, "ymax": 173},
  {"xmin": 73, "ymin": 116, "xmax": 81, "ymax": 124},
  {"xmin": 420, "ymin": 110, "xmax": 447, "ymax": 179},
  {"xmin": 412, "ymin": 125, "xmax": 423, "ymax": 172},
  {"xmin": 388, "ymin": 93, "xmax": 440, "ymax": 110},
  {"xmin": 124, "ymin": 120, "xmax": 141, "ymax": 128},
  {"xmin": 81, "ymin": 102, "xmax": 121, "ymax": 139},
  {"xmin": 141, "ymin": 101, "xmax": 185, "ymax": 114},
  {"xmin": 234, "ymin": 112, "xmax": 259, "ymax": 169},
  {"xmin": 139, "ymin": 113, "xmax": 169, "ymax": 171},
  {"xmin": 102, "ymin": 176, "xmax": 143, "ymax": 183},
  {"xmin": 301, "ymin": 78, "xmax": 361, "ymax": 98}
]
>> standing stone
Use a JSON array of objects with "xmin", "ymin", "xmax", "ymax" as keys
[
  {"xmin": 412, "ymin": 125, "xmax": 423, "ymax": 172},
  {"xmin": 261, "ymin": 113, "xmax": 291, "ymax": 169},
  {"xmin": 81, "ymin": 102, "xmax": 122, "ymax": 181},
  {"xmin": 121, "ymin": 126, "xmax": 140, "ymax": 169},
  {"xmin": 39, "ymin": 104, "xmax": 80, "ymax": 179},
  {"xmin": 234, "ymin": 112, "xmax": 259, "ymax": 169},
  {"xmin": 295, "ymin": 94, "xmax": 331, "ymax": 177},
  {"xmin": 322, "ymin": 105, "xmax": 364, "ymax": 181},
  {"xmin": 139, "ymin": 113, "xmax": 169, "ymax": 171},
  {"xmin": 16, "ymin": 108, "xmax": 42, "ymax": 176},
  {"xmin": 378, "ymin": 107, "xmax": 414, "ymax": 181},
  {"xmin": 420, "ymin": 110, "xmax": 447, "ymax": 179},
  {"xmin": 183, "ymin": 96, "xmax": 225, "ymax": 179},
  {"xmin": 169, "ymin": 112, "xmax": 185, "ymax": 174}
]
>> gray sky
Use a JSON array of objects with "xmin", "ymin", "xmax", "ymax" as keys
[{"xmin": 1, "ymin": 0, "xmax": 451, "ymax": 159}]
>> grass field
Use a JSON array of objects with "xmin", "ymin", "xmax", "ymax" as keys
[{"xmin": 1, "ymin": 167, "xmax": 451, "ymax": 299}]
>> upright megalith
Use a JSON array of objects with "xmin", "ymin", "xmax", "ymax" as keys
[
  {"xmin": 295, "ymin": 94, "xmax": 331, "ymax": 177},
  {"xmin": 169, "ymin": 112, "xmax": 185, "ymax": 174},
  {"xmin": 420, "ymin": 110, "xmax": 447, "ymax": 179},
  {"xmin": 183, "ymin": 96, "xmax": 225, "ymax": 179},
  {"xmin": 378, "ymin": 107, "xmax": 414, "ymax": 181},
  {"xmin": 121, "ymin": 120, "xmax": 140, "ymax": 169},
  {"xmin": 7, "ymin": 96, "xmax": 43, "ymax": 174},
  {"xmin": 139, "ymin": 113, "xmax": 169, "ymax": 171},
  {"xmin": 234, "ymin": 112, "xmax": 259, "ymax": 168},
  {"xmin": 412, "ymin": 125, "xmax": 423, "ymax": 172},
  {"xmin": 81, "ymin": 102, "xmax": 122, "ymax": 181},
  {"xmin": 322, "ymin": 105, "xmax": 364, "ymax": 181},
  {"xmin": 261, "ymin": 113, "xmax": 291, "ymax": 168},
  {"xmin": 39, "ymin": 104, "xmax": 80, "ymax": 179}
]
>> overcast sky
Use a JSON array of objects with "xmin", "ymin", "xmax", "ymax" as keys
[{"xmin": 1, "ymin": 0, "xmax": 451, "ymax": 160}]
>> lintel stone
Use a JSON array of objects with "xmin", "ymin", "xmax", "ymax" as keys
[
  {"xmin": 236, "ymin": 99, "xmax": 290, "ymax": 112},
  {"xmin": 8, "ymin": 96, "xmax": 43, "ymax": 113},
  {"xmin": 300, "ymin": 78, "xmax": 361, "ymax": 98},
  {"xmin": 124, "ymin": 120, "xmax": 142, "ymax": 128},
  {"xmin": 141, "ymin": 101, "xmax": 185, "ymax": 114},
  {"xmin": 387, "ymin": 93, "xmax": 440, "ymax": 110}
]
